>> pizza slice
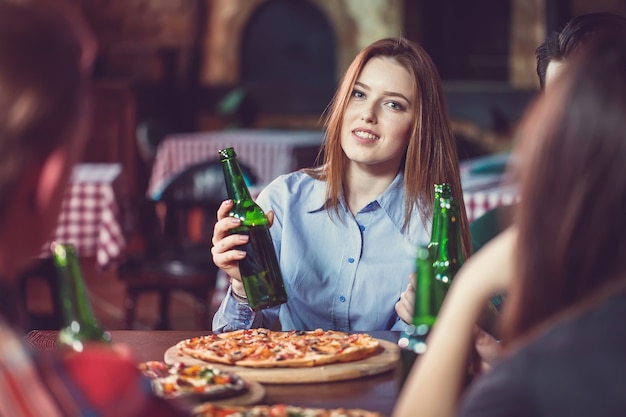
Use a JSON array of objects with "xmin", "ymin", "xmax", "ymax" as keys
[{"xmin": 138, "ymin": 361, "xmax": 248, "ymax": 400}]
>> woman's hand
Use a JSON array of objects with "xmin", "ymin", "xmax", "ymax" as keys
[
  {"xmin": 210, "ymin": 200, "xmax": 274, "ymax": 293},
  {"xmin": 393, "ymin": 227, "xmax": 517, "ymax": 417},
  {"xmin": 472, "ymin": 326, "xmax": 503, "ymax": 374},
  {"xmin": 396, "ymin": 273, "xmax": 416, "ymax": 324},
  {"xmin": 211, "ymin": 200, "xmax": 247, "ymax": 282}
]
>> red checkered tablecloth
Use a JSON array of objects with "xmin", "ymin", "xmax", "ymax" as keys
[
  {"xmin": 43, "ymin": 163, "xmax": 126, "ymax": 269},
  {"xmin": 148, "ymin": 129, "xmax": 324, "ymax": 198},
  {"xmin": 463, "ymin": 182, "xmax": 518, "ymax": 222},
  {"xmin": 460, "ymin": 153, "xmax": 518, "ymax": 222}
]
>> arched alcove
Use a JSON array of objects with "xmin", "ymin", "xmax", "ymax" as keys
[
  {"xmin": 240, "ymin": 0, "xmax": 337, "ymax": 120},
  {"xmin": 198, "ymin": 0, "xmax": 401, "ymax": 128}
]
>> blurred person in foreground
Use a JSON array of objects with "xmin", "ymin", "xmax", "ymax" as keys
[
  {"xmin": 211, "ymin": 37, "xmax": 471, "ymax": 333},
  {"xmin": 394, "ymin": 26, "xmax": 626, "ymax": 417},
  {"xmin": 396, "ymin": 11, "xmax": 626, "ymax": 375},
  {"xmin": 0, "ymin": 1, "xmax": 184, "ymax": 415}
]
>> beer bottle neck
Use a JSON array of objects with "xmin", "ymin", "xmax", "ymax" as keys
[
  {"xmin": 429, "ymin": 183, "xmax": 452, "ymax": 248},
  {"xmin": 433, "ymin": 197, "xmax": 464, "ymax": 283},
  {"xmin": 219, "ymin": 148, "xmax": 252, "ymax": 203}
]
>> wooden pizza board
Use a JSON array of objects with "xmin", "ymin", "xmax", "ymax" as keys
[
  {"xmin": 174, "ymin": 380, "xmax": 265, "ymax": 415},
  {"xmin": 210, "ymin": 380, "xmax": 265, "ymax": 406},
  {"xmin": 164, "ymin": 339, "xmax": 399, "ymax": 384}
]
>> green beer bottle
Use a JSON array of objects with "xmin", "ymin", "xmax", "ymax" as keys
[
  {"xmin": 398, "ymin": 245, "xmax": 448, "ymax": 353},
  {"xmin": 432, "ymin": 193, "xmax": 465, "ymax": 285},
  {"xmin": 399, "ymin": 184, "xmax": 464, "ymax": 353},
  {"xmin": 52, "ymin": 243, "xmax": 111, "ymax": 352},
  {"xmin": 427, "ymin": 183, "xmax": 451, "ymax": 252},
  {"xmin": 219, "ymin": 147, "xmax": 288, "ymax": 310}
]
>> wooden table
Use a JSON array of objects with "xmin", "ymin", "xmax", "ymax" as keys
[{"xmin": 26, "ymin": 330, "xmax": 416, "ymax": 416}]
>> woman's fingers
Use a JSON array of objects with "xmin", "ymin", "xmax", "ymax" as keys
[
  {"xmin": 211, "ymin": 233, "xmax": 247, "ymax": 263},
  {"xmin": 211, "ymin": 200, "xmax": 249, "ymax": 279},
  {"xmin": 212, "ymin": 232, "xmax": 247, "ymax": 254},
  {"xmin": 396, "ymin": 273, "xmax": 416, "ymax": 324},
  {"xmin": 216, "ymin": 199, "xmax": 233, "ymax": 221},
  {"xmin": 212, "ymin": 200, "xmax": 276, "ymax": 281},
  {"xmin": 212, "ymin": 212, "xmax": 241, "ymax": 246},
  {"xmin": 472, "ymin": 326, "xmax": 503, "ymax": 375}
]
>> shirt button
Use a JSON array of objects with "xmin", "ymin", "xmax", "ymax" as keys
[
  {"xmin": 359, "ymin": 224, "xmax": 365, "ymax": 231},
  {"xmin": 243, "ymin": 320, "xmax": 250, "ymax": 325},
  {"xmin": 348, "ymin": 257, "xmax": 355, "ymax": 263},
  {"xmin": 339, "ymin": 296, "xmax": 346, "ymax": 302}
]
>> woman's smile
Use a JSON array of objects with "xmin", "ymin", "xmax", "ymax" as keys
[{"xmin": 352, "ymin": 128, "xmax": 380, "ymax": 143}]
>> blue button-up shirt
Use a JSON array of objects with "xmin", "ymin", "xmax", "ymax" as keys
[{"xmin": 212, "ymin": 171, "xmax": 431, "ymax": 332}]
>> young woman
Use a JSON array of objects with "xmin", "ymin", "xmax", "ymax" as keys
[
  {"xmin": 394, "ymin": 28, "xmax": 626, "ymax": 417},
  {"xmin": 211, "ymin": 37, "xmax": 471, "ymax": 332}
]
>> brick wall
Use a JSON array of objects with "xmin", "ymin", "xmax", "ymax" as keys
[{"xmin": 79, "ymin": 0, "xmax": 200, "ymax": 84}]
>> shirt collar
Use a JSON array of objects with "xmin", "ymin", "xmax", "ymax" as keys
[
  {"xmin": 374, "ymin": 172, "xmax": 406, "ymax": 232},
  {"xmin": 305, "ymin": 177, "xmax": 330, "ymax": 213},
  {"xmin": 305, "ymin": 171, "xmax": 407, "ymax": 227}
]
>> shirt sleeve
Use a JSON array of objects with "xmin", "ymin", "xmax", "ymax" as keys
[
  {"xmin": 211, "ymin": 287, "xmax": 257, "ymax": 333},
  {"xmin": 390, "ymin": 316, "xmax": 410, "ymax": 331},
  {"xmin": 211, "ymin": 286, "xmax": 281, "ymax": 332}
]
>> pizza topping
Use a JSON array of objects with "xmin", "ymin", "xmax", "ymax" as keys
[
  {"xmin": 192, "ymin": 403, "xmax": 384, "ymax": 417},
  {"xmin": 176, "ymin": 328, "xmax": 380, "ymax": 368},
  {"xmin": 138, "ymin": 361, "xmax": 248, "ymax": 400}
]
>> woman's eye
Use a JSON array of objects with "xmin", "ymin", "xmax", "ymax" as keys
[
  {"xmin": 386, "ymin": 101, "xmax": 404, "ymax": 110},
  {"xmin": 352, "ymin": 90, "xmax": 365, "ymax": 99}
]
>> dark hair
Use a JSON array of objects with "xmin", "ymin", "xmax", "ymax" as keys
[
  {"xmin": 313, "ymin": 37, "xmax": 471, "ymax": 255},
  {"xmin": 535, "ymin": 32, "xmax": 561, "ymax": 88},
  {"xmin": 506, "ymin": 29, "xmax": 626, "ymax": 341},
  {"xmin": 0, "ymin": 0, "xmax": 95, "ymax": 216},
  {"xmin": 535, "ymin": 12, "xmax": 626, "ymax": 88}
]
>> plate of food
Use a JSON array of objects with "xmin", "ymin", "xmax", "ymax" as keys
[
  {"xmin": 138, "ymin": 361, "xmax": 249, "ymax": 401},
  {"xmin": 164, "ymin": 328, "xmax": 399, "ymax": 384},
  {"xmin": 192, "ymin": 403, "xmax": 384, "ymax": 417}
]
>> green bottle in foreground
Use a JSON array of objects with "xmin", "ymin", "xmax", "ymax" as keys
[
  {"xmin": 399, "ymin": 183, "xmax": 464, "ymax": 353},
  {"xmin": 432, "ymin": 192, "xmax": 465, "ymax": 285},
  {"xmin": 219, "ymin": 147, "xmax": 288, "ymax": 311},
  {"xmin": 52, "ymin": 243, "xmax": 111, "ymax": 352},
  {"xmin": 398, "ymin": 245, "xmax": 446, "ymax": 353},
  {"xmin": 427, "ymin": 183, "xmax": 451, "ymax": 252}
]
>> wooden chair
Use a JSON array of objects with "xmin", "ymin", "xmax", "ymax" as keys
[
  {"xmin": 469, "ymin": 204, "xmax": 515, "ymax": 254},
  {"xmin": 17, "ymin": 257, "xmax": 63, "ymax": 331},
  {"xmin": 469, "ymin": 204, "xmax": 515, "ymax": 338},
  {"xmin": 117, "ymin": 159, "xmax": 257, "ymax": 329}
]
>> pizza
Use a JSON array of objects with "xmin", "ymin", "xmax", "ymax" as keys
[
  {"xmin": 176, "ymin": 328, "xmax": 380, "ymax": 368},
  {"xmin": 138, "ymin": 361, "xmax": 248, "ymax": 400},
  {"xmin": 192, "ymin": 403, "xmax": 384, "ymax": 417}
]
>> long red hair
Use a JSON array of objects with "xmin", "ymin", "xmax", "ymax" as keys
[{"xmin": 307, "ymin": 38, "xmax": 470, "ymax": 257}]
